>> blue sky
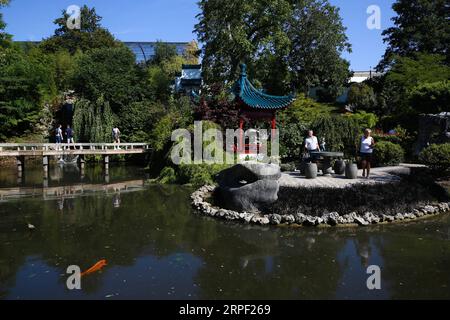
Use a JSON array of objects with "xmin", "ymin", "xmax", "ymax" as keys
[{"xmin": 2, "ymin": 0, "xmax": 396, "ymax": 70}]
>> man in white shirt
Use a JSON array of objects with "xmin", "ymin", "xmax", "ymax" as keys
[
  {"xmin": 304, "ymin": 130, "xmax": 321, "ymax": 162},
  {"xmin": 304, "ymin": 130, "xmax": 320, "ymax": 152}
]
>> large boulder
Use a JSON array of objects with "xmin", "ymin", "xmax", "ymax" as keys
[{"xmin": 215, "ymin": 163, "xmax": 281, "ymax": 212}]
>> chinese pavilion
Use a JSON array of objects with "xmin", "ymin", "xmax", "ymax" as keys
[{"xmin": 232, "ymin": 64, "xmax": 295, "ymax": 149}]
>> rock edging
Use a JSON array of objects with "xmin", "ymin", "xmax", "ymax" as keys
[{"xmin": 191, "ymin": 185, "xmax": 450, "ymax": 227}]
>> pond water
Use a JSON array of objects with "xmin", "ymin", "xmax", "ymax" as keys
[{"xmin": 0, "ymin": 164, "xmax": 449, "ymax": 299}]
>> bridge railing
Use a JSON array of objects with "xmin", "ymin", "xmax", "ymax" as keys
[{"xmin": 0, "ymin": 143, "xmax": 152, "ymax": 152}]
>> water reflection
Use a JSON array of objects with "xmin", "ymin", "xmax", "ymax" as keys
[{"xmin": 0, "ymin": 167, "xmax": 449, "ymax": 299}]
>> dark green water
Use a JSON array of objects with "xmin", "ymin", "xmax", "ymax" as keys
[{"xmin": 0, "ymin": 164, "xmax": 449, "ymax": 299}]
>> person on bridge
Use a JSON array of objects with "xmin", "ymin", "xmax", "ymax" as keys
[
  {"xmin": 55, "ymin": 125, "xmax": 63, "ymax": 147},
  {"xmin": 112, "ymin": 127, "xmax": 121, "ymax": 148},
  {"xmin": 66, "ymin": 125, "xmax": 74, "ymax": 144},
  {"xmin": 304, "ymin": 130, "xmax": 321, "ymax": 162},
  {"xmin": 359, "ymin": 129, "xmax": 375, "ymax": 179}
]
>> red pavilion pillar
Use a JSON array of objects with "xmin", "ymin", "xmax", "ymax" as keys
[{"xmin": 239, "ymin": 117, "xmax": 245, "ymax": 153}]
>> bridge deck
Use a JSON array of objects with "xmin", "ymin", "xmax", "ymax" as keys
[{"xmin": 0, "ymin": 143, "xmax": 151, "ymax": 157}]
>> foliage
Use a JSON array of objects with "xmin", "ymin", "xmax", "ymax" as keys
[
  {"xmin": 310, "ymin": 115, "xmax": 360, "ymax": 156},
  {"xmin": 195, "ymin": 0, "xmax": 351, "ymax": 97},
  {"xmin": 148, "ymin": 55, "xmax": 185, "ymax": 102},
  {"xmin": 419, "ymin": 143, "xmax": 450, "ymax": 174},
  {"xmin": 40, "ymin": 5, "xmax": 119, "ymax": 54},
  {"xmin": 409, "ymin": 80, "xmax": 450, "ymax": 114},
  {"xmin": 373, "ymin": 141, "xmax": 405, "ymax": 166},
  {"xmin": 119, "ymin": 101, "xmax": 165, "ymax": 143},
  {"xmin": 151, "ymin": 112, "xmax": 183, "ymax": 152},
  {"xmin": 372, "ymin": 126, "xmax": 415, "ymax": 157},
  {"xmin": 278, "ymin": 93, "xmax": 337, "ymax": 125},
  {"xmin": 380, "ymin": 53, "xmax": 450, "ymax": 115},
  {"xmin": 156, "ymin": 167, "xmax": 178, "ymax": 184},
  {"xmin": 287, "ymin": 0, "xmax": 352, "ymax": 98},
  {"xmin": 279, "ymin": 122, "xmax": 307, "ymax": 161},
  {"xmin": 71, "ymin": 46, "xmax": 145, "ymax": 113},
  {"xmin": 347, "ymin": 83, "xmax": 377, "ymax": 112},
  {"xmin": 150, "ymin": 41, "xmax": 177, "ymax": 66},
  {"xmin": 0, "ymin": 0, "xmax": 11, "ymax": 48},
  {"xmin": 378, "ymin": 0, "xmax": 450, "ymax": 70},
  {"xmin": 280, "ymin": 162, "xmax": 296, "ymax": 172},
  {"xmin": 344, "ymin": 111, "xmax": 378, "ymax": 130},
  {"xmin": 183, "ymin": 40, "xmax": 200, "ymax": 64},
  {"xmin": 72, "ymin": 97, "xmax": 116, "ymax": 142},
  {"xmin": 0, "ymin": 46, "xmax": 57, "ymax": 141},
  {"xmin": 53, "ymin": 49, "xmax": 78, "ymax": 91},
  {"xmin": 177, "ymin": 163, "xmax": 230, "ymax": 186},
  {"xmin": 385, "ymin": 54, "xmax": 450, "ymax": 92},
  {"xmin": 194, "ymin": 85, "xmax": 241, "ymax": 129}
]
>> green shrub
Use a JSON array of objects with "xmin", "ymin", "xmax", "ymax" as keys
[
  {"xmin": 419, "ymin": 143, "xmax": 450, "ymax": 174},
  {"xmin": 156, "ymin": 167, "xmax": 177, "ymax": 184},
  {"xmin": 344, "ymin": 111, "xmax": 378, "ymax": 130},
  {"xmin": 280, "ymin": 162, "xmax": 296, "ymax": 172},
  {"xmin": 177, "ymin": 163, "xmax": 230, "ymax": 186},
  {"xmin": 310, "ymin": 115, "xmax": 360, "ymax": 156},
  {"xmin": 409, "ymin": 80, "xmax": 450, "ymax": 114},
  {"xmin": 374, "ymin": 141, "xmax": 405, "ymax": 166}
]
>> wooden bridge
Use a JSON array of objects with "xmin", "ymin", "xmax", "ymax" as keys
[{"xmin": 0, "ymin": 143, "xmax": 151, "ymax": 177}]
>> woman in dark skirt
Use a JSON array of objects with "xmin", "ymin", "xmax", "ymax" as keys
[{"xmin": 359, "ymin": 129, "xmax": 375, "ymax": 178}]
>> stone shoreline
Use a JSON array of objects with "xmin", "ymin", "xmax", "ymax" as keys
[{"xmin": 191, "ymin": 185, "xmax": 450, "ymax": 227}]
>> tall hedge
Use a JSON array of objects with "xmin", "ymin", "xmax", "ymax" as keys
[{"xmin": 310, "ymin": 115, "xmax": 360, "ymax": 156}]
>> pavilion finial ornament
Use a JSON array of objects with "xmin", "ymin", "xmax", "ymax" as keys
[{"xmin": 240, "ymin": 63, "xmax": 247, "ymax": 77}]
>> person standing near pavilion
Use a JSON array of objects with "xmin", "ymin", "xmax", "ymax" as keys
[
  {"xmin": 304, "ymin": 130, "xmax": 321, "ymax": 162},
  {"xmin": 359, "ymin": 129, "xmax": 375, "ymax": 179}
]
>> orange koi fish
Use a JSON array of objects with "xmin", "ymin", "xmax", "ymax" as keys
[{"xmin": 81, "ymin": 259, "xmax": 107, "ymax": 277}]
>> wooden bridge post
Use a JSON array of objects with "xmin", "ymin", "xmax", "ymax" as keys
[
  {"xmin": 43, "ymin": 156, "xmax": 49, "ymax": 176},
  {"xmin": 78, "ymin": 155, "xmax": 85, "ymax": 179},
  {"xmin": 16, "ymin": 156, "xmax": 24, "ymax": 175},
  {"xmin": 103, "ymin": 155, "xmax": 110, "ymax": 177}
]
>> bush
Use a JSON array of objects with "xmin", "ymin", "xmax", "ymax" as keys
[
  {"xmin": 177, "ymin": 163, "xmax": 230, "ymax": 186},
  {"xmin": 310, "ymin": 115, "xmax": 360, "ymax": 156},
  {"xmin": 347, "ymin": 83, "xmax": 377, "ymax": 112},
  {"xmin": 344, "ymin": 111, "xmax": 378, "ymax": 130},
  {"xmin": 409, "ymin": 80, "xmax": 450, "ymax": 114},
  {"xmin": 280, "ymin": 162, "xmax": 296, "ymax": 172},
  {"xmin": 419, "ymin": 143, "xmax": 450, "ymax": 175},
  {"xmin": 374, "ymin": 141, "xmax": 404, "ymax": 166},
  {"xmin": 156, "ymin": 167, "xmax": 178, "ymax": 184}
]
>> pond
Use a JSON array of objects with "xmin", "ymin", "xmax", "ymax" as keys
[{"xmin": 0, "ymin": 164, "xmax": 449, "ymax": 299}]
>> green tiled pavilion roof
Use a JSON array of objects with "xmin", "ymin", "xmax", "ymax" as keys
[{"xmin": 233, "ymin": 64, "xmax": 295, "ymax": 110}]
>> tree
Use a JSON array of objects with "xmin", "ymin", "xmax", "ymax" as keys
[
  {"xmin": 150, "ymin": 41, "xmax": 177, "ymax": 66},
  {"xmin": 40, "ymin": 5, "xmax": 119, "ymax": 54},
  {"xmin": 287, "ymin": 0, "xmax": 351, "ymax": 98},
  {"xmin": 71, "ymin": 46, "xmax": 145, "ymax": 113},
  {"xmin": 183, "ymin": 40, "xmax": 200, "ymax": 64},
  {"xmin": 347, "ymin": 83, "xmax": 377, "ymax": 112},
  {"xmin": 72, "ymin": 96, "xmax": 115, "ymax": 142},
  {"xmin": 380, "ymin": 53, "xmax": 450, "ymax": 114},
  {"xmin": 378, "ymin": 0, "xmax": 450, "ymax": 70},
  {"xmin": 195, "ymin": 0, "xmax": 292, "ymax": 88},
  {"xmin": 0, "ymin": 0, "xmax": 11, "ymax": 48},
  {"xmin": 409, "ymin": 80, "xmax": 450, "ymax": 114},
  {"xmin": 0, "ymin": 46, "xmax": 57, "ymax": 140},
  {"xmin": 194, "ymin": 0, "xmax": 351, "ymax": 97},
  {"xmin": 119, "ymin": 101, "xmax": 166, "ymax": 142}
]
